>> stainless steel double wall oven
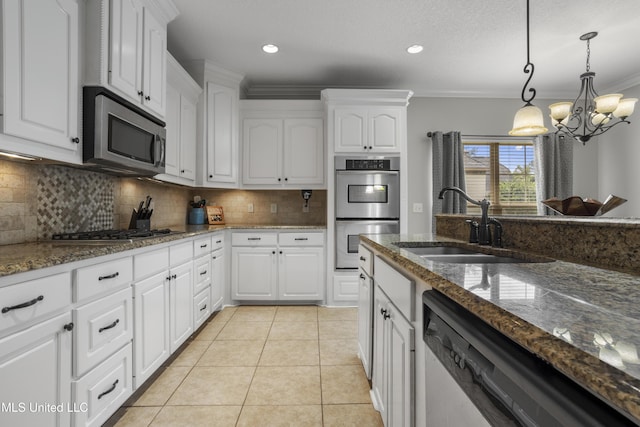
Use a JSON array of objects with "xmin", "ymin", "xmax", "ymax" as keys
[{"xmin": 335, "ymin": 156, "xmax": 400, "ymax": 269}]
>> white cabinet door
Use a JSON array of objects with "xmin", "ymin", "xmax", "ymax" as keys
[
  {"xmin": 141, "ymin": 7, "xmax": 166, "ymax": 116},
  {"xmin": 231, "ymin": 246, "xmax": 277, "ymax": 300},
  {"xmin": 169, "ymin": 261, "xmax": 193, "ymax": 353},
  {"xmin": 164, "ymin": 84, "xmax": 181, "ymax": 177},
  {"xmin": 109, "ymin": 0, "xmax": 143, "ymax": 101},
  {"xmin": 278, "ymin": 247, "xmax": 323, "ymax": 300},
  {"xmin": 133, "ymin": 270, "xmax": 169, "ymax": 389},
  {"xmin": 206, "ymin": 83, "xmax": 238, "ymax": 184},
  {"xmin": 369, "ymin": 108, "xmax": 401, "ymax": 152},
  {"xmin": 372, "ymin": 288, "xmax": 390, "ymax": 423},
  {"xmin": 283, "ymin": 118, "xmax": 324, "ymax": 185},
  {"xmin": 388, "ymin": 306, "xmax": 414, "ymax": 427},
  {"xmin": 2, "ymin": 0, "xmax": 80, "ymax": 152},
  {"xmin": 179, "ymin": 96, "xmax": 197, "ymax": 180},
  {"xmin": 0, "ymin": 312, "xmax": 72, "ymax": 427},
  {"xmin": 357, "ymin": 270, "xmax": 373, "ymax": 379},
  {"xmin": 334, "ymin": 108, "xmax": 367, "ymax": 152},
  {"xmin": 211, "ymin": 250, "xmax": 225, "ymax": 310},
  {"xmin": 243, "ymin": 119, "xmax": 282, "ymax": 185}
]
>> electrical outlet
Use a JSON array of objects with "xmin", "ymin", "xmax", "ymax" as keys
[
  {"xmin": 248, "ymin": 203, "xmax": 254, "ymax": 213},
  {"xmin": 413, "ymin": 203, "xmax": 424, "ymax": 213},
  {"xmin": 271, "ymin": 203, "xmax": 277, "ymax": 213}
]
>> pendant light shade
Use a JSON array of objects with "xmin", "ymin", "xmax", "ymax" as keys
[
  {"xmin": 510, "ymin": 104, "xmax": 548, "ymax": 136},
  {"xmin": 509, "ymin": 0, "xmax": 547, "ymax": 137}
]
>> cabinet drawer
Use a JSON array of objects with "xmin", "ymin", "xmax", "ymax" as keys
[
  {"xmin": 193, "ymin": 236, "xmax": 212, "ymax": 258},
  {"xmin": 194, "ymin": 287, "xmax": 211, "ymax": 330},
  {"xmin": 194, "ymin": 255, "xmax": 211, "ymax": 295},
  {"xmin": 279, "ymin": 232, "xmax": 324, "ymax": 246},
  {"xmin": 170, "ymin": 241, "xmax": 194, "ymax": 266},
  {"xmin": 358, "ymin": 245, "xmax": 373, "ymax": 276},
  {"xmin": 0, "ymin": 272, "xmax": 71, "ymax": 334},
  {"xmin": 232, "ymin": 232, "xmax": 277, "ymax": 246},
  {"xmin": 75, "ymin": 257, "xmax": 133, "ymax": 303},
  {"xmin": 74, "ymin": 287, "xmax": 133, "ymax": 377},
  {"xmin": 211, "ymin": 232, "xmax": 225, "ymax": 251},
  {"xmin": 134, "ymin": 248, "xmax": 169, "ymax": 280},
  {"xmin": 72, "ymin": 343, "xmax": 133, "ymax": 427},
  {"xmin": 375, "ymin": 256, "xmax": 414, "ymax": 321}
]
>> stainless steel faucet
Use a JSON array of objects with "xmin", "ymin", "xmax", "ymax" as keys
[{"xmin": 438, "ymin": 186, "xmax": 493, "ymax": 245}]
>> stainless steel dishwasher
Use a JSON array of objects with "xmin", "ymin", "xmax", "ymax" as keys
[{"xmin": 422, "ymin": 291, "xmax": 636, "ymax": 426}]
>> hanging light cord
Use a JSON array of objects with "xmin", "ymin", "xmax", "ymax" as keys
[
  {"xmin": 585, "ymin": 38, "xmax": 591, "ymax": 72},
  {"xmin": 520, "ymin": 0, "xmax": 537, "ymax": 106}
]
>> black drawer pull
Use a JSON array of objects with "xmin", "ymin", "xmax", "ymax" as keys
[
  {"xmin": 359, "ymin": 256, "xmax": 366, "ymax": 261},
  {"xmin": 2, "ymin": 295, "xmax": 44, "ymax": 314},
  {"xmin": 97, "ymin": 379, "xmax": 119, "ymax": 400},
  {"xmin": 200, "ymin": 304, "xmax": 207, "ymax": 311},
  {"xmin": 294, "ymin": 237, "xmax": 309, "ymax": 241},
  {"xmin": 215, "ymin": 240, "xmax": 222, "ymax": 244},
  {"xmin": 200, "ymin": 244, "xmax": 208, "ymax": 248},
  {"xmin": 359, "ymin": 274, "xmax": 366, "ymax": 279},
  {"xmin": 99, "ymin": 319, "xmax": 120, "ymax": 333},
  {"xmin": 98, "ymin": 272, "xmax": 119, "ymax": 281},
  {"xmin": 200, "ymin": 270, "xmax": 208, "ymax": 276},
  {"xmin": 247, "ymin": 237, "xmax": 261, "ymax": 241},
  {"xmin": 212, "ymin": 256, "xmax": 217, "ymax": 260}
]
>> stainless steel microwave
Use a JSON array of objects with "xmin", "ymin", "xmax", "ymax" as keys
[{"xmin": 83, "ymin": 86, "xmax": 166, "ymax": 176}]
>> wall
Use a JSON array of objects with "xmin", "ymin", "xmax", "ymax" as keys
[
  {"xmin": 406, "ymin": 96, "xmax": 599, "ymax": 235},
  {"xmin": 194, "ymin": 189, "xmax": 326, "ymax": 226},
  {"xmin": 598, "ymin": 82, "xmax": 640, "ymax": 218}
]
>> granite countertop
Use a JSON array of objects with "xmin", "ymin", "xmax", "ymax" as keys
[
  {"xmin": 360, "ymin": 233, "xmax": 640, "ymax": 424},
  {"xmin": 0, "ymin": 224, "xmax": 326, "ymax": 278}
]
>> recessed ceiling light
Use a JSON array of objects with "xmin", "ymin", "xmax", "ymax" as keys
[
  {"xmin": 262, "ymin": 44, "xmax": 279, "ymax": 54},
  {"xmin": 406, "ymin": 44, "xmax": 424, "ymax": 54}
]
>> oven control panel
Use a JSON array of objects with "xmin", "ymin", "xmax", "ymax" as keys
[{"xmin": 345, "ymin": 159, "xmax": 391, "ymax": 170}]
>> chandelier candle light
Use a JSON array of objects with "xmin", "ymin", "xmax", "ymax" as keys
[
  {"xmin": 509, "ymin": 0, "xmax": 548, "ymax": 137},
  {"xmin": 549, "ymin": 32, "xmax": 637, "ymax": 144}
]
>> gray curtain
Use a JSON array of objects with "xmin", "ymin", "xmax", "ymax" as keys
[
  {"xmin": 431, "ymin": 131, "xmax": 466, "ymax": 231},
  {"xmin": 534, "ymin": 133, "xmax": 573, "ymax": 215}
]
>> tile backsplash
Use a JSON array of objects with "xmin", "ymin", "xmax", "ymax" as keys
[{"xmin": 0, "ymin": 158, "xmax": 327, "ymax": 245}]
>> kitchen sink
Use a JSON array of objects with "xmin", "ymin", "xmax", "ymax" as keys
[{"xmin": 393, "ymin": 243, "xmax": 552, "ymax": 264}]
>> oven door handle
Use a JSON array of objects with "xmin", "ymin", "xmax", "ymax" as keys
[{"xmin": 336, "ymin": 170, "xmax": 398, "ymax": 175}]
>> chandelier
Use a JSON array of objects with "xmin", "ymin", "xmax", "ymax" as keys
[
  {"xmin": 509, "ymin": 0, "xmax": 548, "ymax": 137},
  {"xmin": 549, "ymin": 32, "xmax": 637, "ymax": 144}
]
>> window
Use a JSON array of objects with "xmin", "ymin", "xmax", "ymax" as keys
[{"xmin": 463, "ymin": 139, "xmax": 536, "ymax": 215}]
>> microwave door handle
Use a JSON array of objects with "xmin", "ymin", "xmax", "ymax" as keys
[{"xmin": 154, "ymin": 133, "xmax": 165, "ymax": 167}]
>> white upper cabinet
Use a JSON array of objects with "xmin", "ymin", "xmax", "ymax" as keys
[
  {"xmin": 85, "ymin": 0, "xmax": 178, "ymax": 119},
  {"xmin": 241, "ymin": 100, "xmax": 325, "ymax": 189},
  {"xmin": 1, "ymin": 0, "xmax": 81, "ymax": 162},
  {"xmin": 157, "ymin": 53, "xmax": 201, "ymax": 186}
]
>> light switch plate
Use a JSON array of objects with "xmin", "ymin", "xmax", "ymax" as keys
[{"xmin": 413, "ymin": 203, "xmax": 423, "ymax": 213}]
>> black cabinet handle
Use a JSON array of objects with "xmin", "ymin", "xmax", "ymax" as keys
[
  {"xmin": 272, "ymin": 251, "xmax": 276, "ymax": 254},
  {"xmin": 380, "ymin": 308, "xmax": 391, "ymax": 319},
  {"xmin": 97, "ymin": 379, "xmax": 119, "ymax": 400},
  {"xmin": 215, "ymin": 240, "xmax": 222, "ymax": 244},
  {"xmin": 2, "ymin": 295, "xmax": 44, "ymax": 314},
  {"xmin": 368, "ymin": 146, "xmax": 373, "ymax": 150},
  {"xmin": 278, "ymin": 178, "xmax": 282, "ymax": 182},
  {"xmin": 209, "ymin": 174, "xmax": 213, "ymax": 178},
  {"xmin": 137, "ymin": 91, "xmax": 144, "ymax": 96},
  {"xmin": 181, "ymin": 169, "xmax": 185, "ymax": 174},
  {"xmin": 98, "ymin": 272, "xmax": 119, "ymax": 281},
  {"xmin": 200, "ymin": 244, "xmax": 208, "ymax": 248},
  {"xmin": 294, "ymin": 237, "xmax": 308, "ymax": 241},
  {"xmin": 247, "ymin": 237, "xmax": 261, "ymax": 241},
  {"xmin": 200, "ymin": 304, "xmax": 207, "ymax": 311},
  {"xmin": 99, "ymin": 319, "xmax": 120, "ymax": 333},
  {"xmin": 212, "ymin": 256, "xmax": 217, "ymax": 260},
  {"xmin": 172, "ymin": 274, "xmax": 177, "ymax": 280},
  {"xmin": 359, "ymin": 256, "xmax": 366, "ymax": 261},
  {"xmin": 200, "ymin": 270, "xmax": 207, "ymax": 276},
  {"xmin": 71, "ymin": 137, "xmax": 80, "ymax": 144},
  {"xmin": 166, "ymin": 276, "xmax": 172, "ymax": 281},
  {"xmin": 359, "ymin": 274, "xmax": 366, "ymax": 279},
  {"xmin": 64, "ymin": 322, "xmax": 74, "ymax": 332},
  {"xmin": 284, "ymin": 177, "xmax": 288, "ymax": 181},
  {"xmin": 145, "ymin": 95, "xmax": 151, "ymax": 101},
  {"xmin": 279, "ymin": 250, "xmax": 283, "ymax": 254}
]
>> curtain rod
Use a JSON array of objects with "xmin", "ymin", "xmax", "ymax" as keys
[{"xmin": 426, "ymin": 132, "xmax": 535, "ymax": 141}]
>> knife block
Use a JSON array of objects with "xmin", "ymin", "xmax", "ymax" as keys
[{"xmin": 128, "ymin": 210, "xmax": 151, "ymax": 231}]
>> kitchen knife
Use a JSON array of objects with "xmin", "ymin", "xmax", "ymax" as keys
[{"xmin": 137, "ymin": 201, "xmax": 144, "ymax": 218}]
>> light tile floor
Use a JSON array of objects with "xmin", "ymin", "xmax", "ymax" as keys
[{"xmin": 108, "ymin": 305, "xmax": 383, "ymax": 427}]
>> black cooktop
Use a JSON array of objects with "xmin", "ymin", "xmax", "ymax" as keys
[{"xmin": 51, "ymin": 228, "xmax": 176, "ymax": 243}]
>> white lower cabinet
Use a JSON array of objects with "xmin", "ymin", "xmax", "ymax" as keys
[
  {"xmin": 231, "ymin": 231, "xmax": 324, "ymax": 301},
  {"xmin": 133, "ymin": 269, "xmax": 170, "ymax": 389},
  {"xmin": 370, "ymin": 256, "xmax": 415, "ymax": 427},
  {"xmin": 210, "ymin": 247, "xmax": 225, "ymax": 310},
  {"xmin": 0, "ymin": 312, "xmax": 73, "ymax": 427},
  {"xmin": 194, "ymin": 287, "xmax": 211, "ymax": 330},
  {"xmin": 169, "ymin": 261, "xmax": 193, "ymax": 353},
  {"xmin": 357, "ymin": 268, "xmax": 373, "ymax": 379},
  {"xmin": 72, "ymin": 343, "xmax": 133, "ymax": 427}
]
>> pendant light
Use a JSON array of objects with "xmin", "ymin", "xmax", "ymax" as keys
[
  {"xmin": 549, "ymin": 32, "xmax": 637, "ymax": 144},
  {"xmin": 509, "ymin": 0, "xmax": 548, "ymax": 136}
]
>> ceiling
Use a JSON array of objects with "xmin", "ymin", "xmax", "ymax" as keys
[{"xmin": 167, "ymin": 0, "xmax": 640, "ymax": 99}]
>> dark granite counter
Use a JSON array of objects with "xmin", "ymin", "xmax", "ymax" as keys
[
  {"xmin": 0, "ymin": 224, "xmax": 326, "ymax": 278},
  {"xmin": 360, "ymin": 233, "xmax": 640, "ymax": 424}
]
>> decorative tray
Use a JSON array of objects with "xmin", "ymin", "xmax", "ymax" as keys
[{"xmin": 541, "ymin": 195, "xmax": 627, "ymax": 216}]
